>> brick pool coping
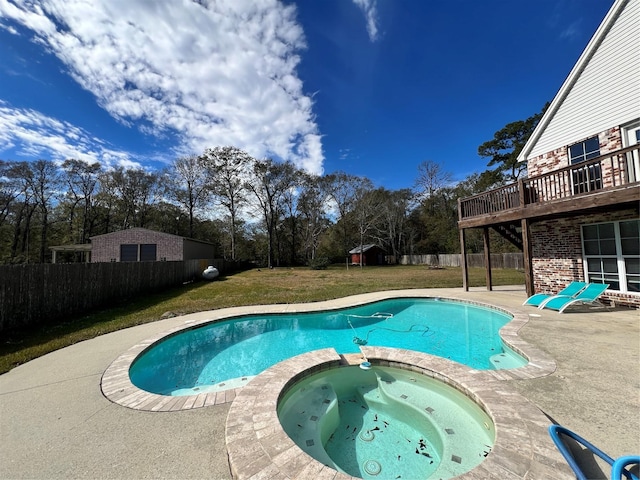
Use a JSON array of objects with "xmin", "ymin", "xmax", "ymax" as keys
[{"xmin": 225, "ymin": 347, "xmax": 574, "ymax": 479}]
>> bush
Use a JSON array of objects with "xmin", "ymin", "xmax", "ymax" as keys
[{"xmin": 308, "ymin": 257, "xmax": 331, "ymax": 270}]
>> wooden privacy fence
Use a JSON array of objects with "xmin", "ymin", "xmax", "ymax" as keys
[
  {"xmin": 399, "ymin": 253, "xmax": 523, "ymax": 269},
  {"xmin": 0, "ymin": 259, "xmax": 234, "ymax": 333}
]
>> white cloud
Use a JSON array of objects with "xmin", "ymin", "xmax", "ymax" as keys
[
  {"xmin": 0, "ymin": 101, "xmax": 141, "ymax": 169},
  {"xmin": 0, "ymin": 0, "xmax": 324, "ymax": 174},
  {"xmin": 559, "ymin": 19, "xmax": 582, "ymax": 41},
  {"xmin": 352, "ymin": 0, "xmax": 379, "ymax": 42}
]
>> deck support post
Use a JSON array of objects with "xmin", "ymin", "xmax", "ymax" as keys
[
  {"xmin": 483, "ymin": 227, "xmax": 493, "ymax": 291},
  {"xmin": 521, "ymin": 218, "xmax": 534, "ymax": 296},
  {"xmin": 459, "ymin": 228, "xmax": 469, "ymax": 291}
]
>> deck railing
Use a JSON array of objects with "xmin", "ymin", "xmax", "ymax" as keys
[{"xmin": 459, "ymin": 144, "xmax": 640, "ymax": 220}]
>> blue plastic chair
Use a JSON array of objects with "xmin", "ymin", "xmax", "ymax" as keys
[
  {"xmin": 539, "ymin": 283, "xmax": 609, "ymax": 313},
  {"xmin": 548, "ymin": 424, "xmax": 639, "ymax": 480},
  {"xmin": 522, "ymin": 281, "xmax": 587, "ymax": 307}
]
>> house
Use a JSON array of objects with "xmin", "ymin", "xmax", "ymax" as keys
[
  {"xmin": 349, "ymin": 244, "xmax": 386, "ymax": 266},
  {"xmin": 457, "ymin": 0, "xmax": 639, "ymax": 307},
  {"xmin": 90, "ymin": 228, "xmax": 215, "ymax": 263}
]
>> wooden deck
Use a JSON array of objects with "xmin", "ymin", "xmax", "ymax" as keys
[
  {"xmin": 458, "ymin": 144, "xmax": 640, "ymax": 229},
  {"xmin": 457, "ymin": 144, "xmax": 640, "ymax": 296}
]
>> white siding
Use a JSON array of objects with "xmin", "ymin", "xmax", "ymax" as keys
[{"xmin": 527, "ymin": 0, "xmax": 639, "ymax": 159}]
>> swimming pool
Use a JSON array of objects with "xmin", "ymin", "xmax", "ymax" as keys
[
  {"xmin": 129, "ymin": 297, "xmax": 527, "ymax": 396},
  {"xmin": 278, "ymin": 365, "xmax": 495, "ymax": 479}
]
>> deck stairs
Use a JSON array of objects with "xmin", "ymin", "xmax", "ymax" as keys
[{"xmin": 492, "ymin": 223, "xmax": 523, "ymax": 249}]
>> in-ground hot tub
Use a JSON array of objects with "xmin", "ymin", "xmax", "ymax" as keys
[{"xmin": 277, "ymin": 365, "xmax": 495, "ymax": 479}]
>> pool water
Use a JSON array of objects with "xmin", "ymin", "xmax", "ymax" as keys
[
  {"xmin": 277, "ymin": 366, "xmax": 495, "ymax": 479},
  {"xmin": 129, "ymin": 298, "xmax": 526, "ymax": 396}
]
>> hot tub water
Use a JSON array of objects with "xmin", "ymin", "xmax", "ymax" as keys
[{"xmin": 278, "ymin": 366, "xmax": 495, "ymax": 480}]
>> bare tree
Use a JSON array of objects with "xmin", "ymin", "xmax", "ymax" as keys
[
  {"xmin": 61, "ymin": 159, "xmax": 101, "ymax": 243},
  {"xmin": 25, "ymin": 160, "xmax": 61, "ymax": 262},
  {"xmin": 414, "ymin": 160, "xmax": 452, "ymax": 200},
  {"xmin": 244, "ymin": 159, "xmax": 297, "ymax": 268},
  {"xmin": 326, "ymin": 171, "xmax": 363, "ymax": 256},
  {"xmin": 378, "ymin": 188, "xmax": 415, "ymax": 263},
  {"xmin": 352, "ymin": 180, "xmax": 382, "ymax": 268},
  {"xmin": 200, "ymin": 146, "xmax": 253, "ymax": 260},
  {"xmin": 166, "ymin": 155, "xmax": 210, "ymax": 238},
  {"xmin": 298, "ymin": 173, "xmax": 331, "ymax": 261}
]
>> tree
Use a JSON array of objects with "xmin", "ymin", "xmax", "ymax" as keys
[
  {"xmin": 94, "ymin": 169, "xmax": 118, "ymax": 234},
  {"xmin": 25, "ymin": 160, "xmax": 61, "ymax": 262},
  {"xmin": 143, "ymin": 200, "xmax": 189, "ymax": 236},
  {"xmin": 414, "ymin": 160, "xmax": 452, "ymax": 200},
  {"xmin": 200, "ymin": 146, "xmax": 253, "ymax": 260},
  {"xmin": 455, "ymin": 170, "xmax": 504, "ymax": 196},
  {"xmin": 244, "ymin": 159, "xmax": 298, "ymax": 268},
  {"xmin": 101, "ymin": 166, "xmax": 159, "ymax": 229},
  {"xmin": 166, "ymin": 155, "xmax": 210, "ymax": 238},
  {"xmin": 61, "ymin": 159, "xmax": 101, "ymax": 244},
  {"xmin": 279, "ymin": 176, "xmax": 301, "ymax": 265},
  {"xmin": 326, "ymin": 171, "xmax": 363, "ymax": 256},
  {"xmin": 351, "ymin": 180, "xmax": 382, "ymax": 268},
  {"xmin": 377, "ymin": 188, "xmax": 415, "ymax": 263},
  {"xmin": 0, "ymin": 161, "xmax": 18, "ymax": 260},
  {"xmin": 297, "ymin": 173, "xmax": 331, "ymax": 262},
  {"xmin": 477, "ymin": 103, "xmax": 548, "ymax": 182},
  {"xmin": 2, "ymin": 161, "xmax": 37, "ymax": 262},
  {"xmin": 0, "ymin": 161, "xmax": 19, "ymax": 229}
]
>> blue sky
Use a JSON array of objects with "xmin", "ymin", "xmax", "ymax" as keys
[{"xmin": 0, "ymin": 0, "xmax": 613, "ymax": 190}]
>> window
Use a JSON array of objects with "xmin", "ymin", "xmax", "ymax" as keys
[
  {"xmin": 120, "ymin": 243, "xmax": 158, "ymax": 261},
  {"xmin": 140, "ymin": 244, "xmax": 157, "ymax": 262},
  {"xmin": 569, "ymin": 136, "xmax": 600, "ymax": 164},
  {"xmin": 120, "ymin": 244, "xmax": 138, "ymax": 262},
  {"xmin": 582, "ymin": 220, "xmax": 640, "ymax": 293},
  {"xmin": 569, "ymin": 136, "xmax": 602, "ymax": 193}
]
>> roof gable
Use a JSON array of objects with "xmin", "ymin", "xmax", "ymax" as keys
[{"xmin": 518, "ymin": 0, "xmax": 639, "ymax": 161}]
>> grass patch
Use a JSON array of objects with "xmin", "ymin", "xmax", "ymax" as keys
[{"xmin": 0, "ymin": 265, "xmax": 523, "ymax": 374}]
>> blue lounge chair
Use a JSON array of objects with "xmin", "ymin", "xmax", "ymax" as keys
[
  {"xmin": 549, "ymin": 425, "xmax": 639, "ymax": 480},
  {"xmin": 522, "ymin": 281, "xmax": 587, "ymax": 307},
  {"xmin": 539, "ymin": 283, "xmax": 609, "ymax": 313}
]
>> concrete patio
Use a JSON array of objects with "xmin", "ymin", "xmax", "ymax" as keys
[{"xmin": 1, "ymin": 285, "xmax": 638, "ymax": 479}]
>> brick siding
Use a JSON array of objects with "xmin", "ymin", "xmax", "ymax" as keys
[
  {"xmin": 531, "ymin": 209, "xmax": 639, "ymax": 308},
  {"xmin": 527, "ymin": 126, "xmax": 622, "ymax": 177},
  {"xmin": 91, "ymin": 228, "xmax": 185, "ymax": 263}
]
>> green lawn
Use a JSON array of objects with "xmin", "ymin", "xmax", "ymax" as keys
[{"xmin": 0, "ymin": 265, "xmax": 523, "ymax": 374}]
